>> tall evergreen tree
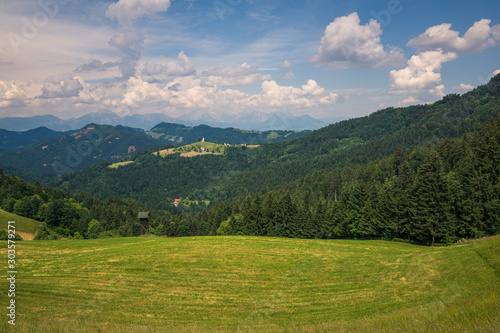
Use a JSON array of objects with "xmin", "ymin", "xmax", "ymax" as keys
[{"xmin": 412, "ymin": 153, "xmax": 451, "ymax": 245}]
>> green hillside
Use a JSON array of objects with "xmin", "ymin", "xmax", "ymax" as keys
[
  {"xmin": 0, "ymin": 124, "xmax": 164, "ymax": 182},
  {"xmin": 148, "ymin": 122, "xmax": 309, "ymax": 145},
  {"xmin": 1, "ymin": 235, "xmax": 498, "ymax": 332},
  {"xmin": 0, "ymin": 208, "xmax": 41, "ymax": 239},
  {"xmin": 0, "ymin": 127, "xmax": 67, "ymax": 152}
]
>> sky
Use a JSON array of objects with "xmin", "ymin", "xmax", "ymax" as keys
[{"xmin": 0, "ymin": 0, "xmax": 499, "ymax": 123}]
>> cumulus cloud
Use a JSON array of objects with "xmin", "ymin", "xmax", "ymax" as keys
[
  {"xmin": 122, "ymin": 76, "xmax": 161, "ymax": 106},
  {"xmin": 310, "ymin": 12, "xmax": 405, "ymax": 69},
  {"xmin": 253, "ymin": 80, "xmax": 337, "ymax": 107},
  {"xmin": 118, "ymin": 76, "xmax": 339, "ymax": 111},
  {"xmin": 457, "ymin": 83, "xmax": 475, "ymax": 90},
  {"xmin": 429, "ymin": 84, "xmax": 446, "ymax": 99},
  {"xmin": 408, "ymin": 19, "xmax": 500, "ymax": 53},
  {"xmin": 0, "ymin": 81, "xmax": 27, "ymax": 107},
  {"xmin": 39, "ymin": 74, "xmax": 84, "ymax": 99},
  {"xmin": 108, "ymin": 32, "xmax": 144, "ymax": 79},
  {"xmin": 398, "ymin": 96, "xmax": 419, "ymax": 107},
  {"xmin": 389, "ymin": 49, "xmax": 457, "ymax": 94},
  {"xmin": 76, "ymin": 59, "xmax": 119, "ymax": 72},
  {"xmin": 280, "ymin": 59, "xmax": 293, "ymax": 71},
  {"xmin": 142, "ymin": 51, "xmax": 196, "ymax": 77},
  {"xmin": 493, "ymin": 69, "xmax": 500, "ymax": 76},
  {"xmin": 200, "ymin": 63, "xmax": 272, "ymax": 87},
  {"xmin": 106, "ymin": 0, "xmax": 171, "ymax": 28}
]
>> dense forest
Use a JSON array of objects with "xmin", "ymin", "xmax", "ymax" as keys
[
  {"xmin": 1, "ymin": 75, "xmax": 499, "ymax": 244},
  {"xmin": 2, "ymin": 111, "xmax": 499, "ymax": 244}
]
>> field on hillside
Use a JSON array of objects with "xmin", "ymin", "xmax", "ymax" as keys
[
  {"xmin": 108, "ymin": 161, "xmax": 135, "ymax": 169},
  {"xmin": 1, "ymin": 236, "xmax": 499, "ymax": 332},
  {"xmin": 0, "ymin": 209, "xmax": 41, "ymax": 240}
]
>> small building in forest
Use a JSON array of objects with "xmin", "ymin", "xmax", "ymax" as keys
[{"xmin": 173, "ymin": 199, "xmax": 181, "ymax": 207}]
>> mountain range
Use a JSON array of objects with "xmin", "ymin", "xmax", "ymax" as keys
[
  {"xmin": 0, "ymin": 124, "xmax": 164, "ymax": 181},
  {"xmin": 0, "ymin": 127, "xmax": 69, "ymax": 152},
  {"xmin": 0, "ymin": 110, "xmax": 336, "ymax": 132}
]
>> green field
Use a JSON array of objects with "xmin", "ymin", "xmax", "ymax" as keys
[
  {"xmin": 107, "ymin": 161, "xmax": 135, "ymax": 169},
  {"xmin": 0, "ymin": 209, "xmax": 41, "ymax": 239},
  {"xmin": 1, "ymin": 236, "xmax": 499, "ymax": 332}
]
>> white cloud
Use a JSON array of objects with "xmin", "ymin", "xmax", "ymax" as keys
[
  {"xmin": 200, "ymin": 63, "xmax": 272, "ymax": 87},
  {"xmin": 389, "ymin": 49, "xmax": 457, "ymax": 94},
  {"xmin": 39, "ymin": 74, "xmax": 84, "ymax": 99},
  {"xmin": 142, "ymin": 51, "xmax": 196, "ymax": 77},
  {"xmin": 279, "ymin": 59, "xmax": 293, "ymax": 71},
  {"xmin": 429, "ymin": 84, "xmax": 446, "ymax": 98},
  {"xmin": 301, "ymin": 79, "xmax": 324, "ymax": 96},
  {"xmin": 117, "ymin": 76, "xmax": 339, "ymax": 112},
  {"xmin": 310, "ymin": 12, "xmax": 405, "ymax": 69},
  {"xmin": 408, "ymin": 19, "xmax": 499, "ymax": 53},
  {"xmin": 457, "ymin": 83, "xmax": 475, "ymax": 90},
  {"xmin": 253, "ymin": 80, "xmax": 336, "ymax": 107},
  {"xmin": 0, "ymin": 81, "xmax": 27, "ymax": 107},
  {"xmin": 493, "ymin": 69, "xmax": 500, "ymax": 76},
  {"xmin": 121, "ymin": 76, "xmax": 161, "ymax": 106},
  {"xmin": 398, "ymin": 96, "xmax": 419, "ymax": 107},
  {"xmin": 106, "ymin": 0, "xmax": 171, "ymax": 28}
]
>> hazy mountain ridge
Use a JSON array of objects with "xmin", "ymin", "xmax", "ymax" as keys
[
  {"xmin": 0, "ymin": 123, "xmax": 164, "ymax": 182},
  {"xmin": 0, "ymin": 127, "xmax": 69, "ymax": 152},
  {"xmin": 0, "ymin": 110, "xmax": 332, "ymax": 132}
]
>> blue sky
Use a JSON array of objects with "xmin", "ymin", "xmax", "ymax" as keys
[{"xmin": 0, "ymin": 0, "xmax": 499, "ymax": 122}]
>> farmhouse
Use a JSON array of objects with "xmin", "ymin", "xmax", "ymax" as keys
[{"xmin": 174, "ymin": 199, "xmax": 181, "ymax": 207}]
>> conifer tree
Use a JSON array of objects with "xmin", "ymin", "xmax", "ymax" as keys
[{"xmin": 412, "ymin": 153, "xmax": 451, "ymax": 245}]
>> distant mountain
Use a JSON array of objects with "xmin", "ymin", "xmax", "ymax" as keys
[
  {"xmin": 0, "ymin": 115, "xmax": 74, "ymax": 132},
  {"xmin": 0, "ymin": 123, "xmax": 164, "ymax": 182},
  {"xmin": 0, "ymin": 127, "xmax": 68, "ymax": 152},
  {"xmin": 176, "ymin": 110, "xmax": 330, "ymax": 131},
  {"xmin": 148, "ymin": 122, "xmax": 311, "ymax": 145},
  {"xmin": 0, "ymin": 110, "xmax": 331, "ymax": 132}
]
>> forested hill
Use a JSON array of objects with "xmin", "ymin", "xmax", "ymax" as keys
[
  {"xmin": 205, "ymin": 74, "xmax": 500, "ymax": 198},
  {"xmin": 0, "ymin": 124, "xmax": 164, "ymax": 182},
  {"xmin": 0, "ymin": 127, "xmax": 68, "ymax": 152},
  {"xmin": 195, "ymin": 112, "xmax": 500, "ymax": 245},
  {"xmin": 148, "ymin": 122, "xmax": 310, "ymax": 145},
  {"xmin": 2, "ymin": 107, "xmax": 500, "ymax": 244},
  {"xmin": 48, "ymin": 75, "xmax": 500, "ymax": 211},
  {"xmin": 258, "ymin": 74, "xmax": 500, "ymax": 161}
]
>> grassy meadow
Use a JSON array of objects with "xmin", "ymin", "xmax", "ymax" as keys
[
  {"xmin": 0, "ymin": 209, "xmax": 41, "ymax": 240},
  {"xmin": 0, "ymin": 235, "xmax": 499, "ymax": 332}
]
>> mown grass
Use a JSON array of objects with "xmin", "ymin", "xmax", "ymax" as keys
[
  {"xmin": 0, "ymin": 208, "xmax": 41, "ymax": 236},
  {"xmin": 107, "ymin": 161, "xmax": 135, "ymax": 169},
  {"xmin": 0, "ymin": 235, "xmax": 498, "ymax": 332}
]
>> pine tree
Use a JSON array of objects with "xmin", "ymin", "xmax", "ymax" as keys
[{"xmin": 412, "ymin": 153, "xmax": 451, "ymax": 245}]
